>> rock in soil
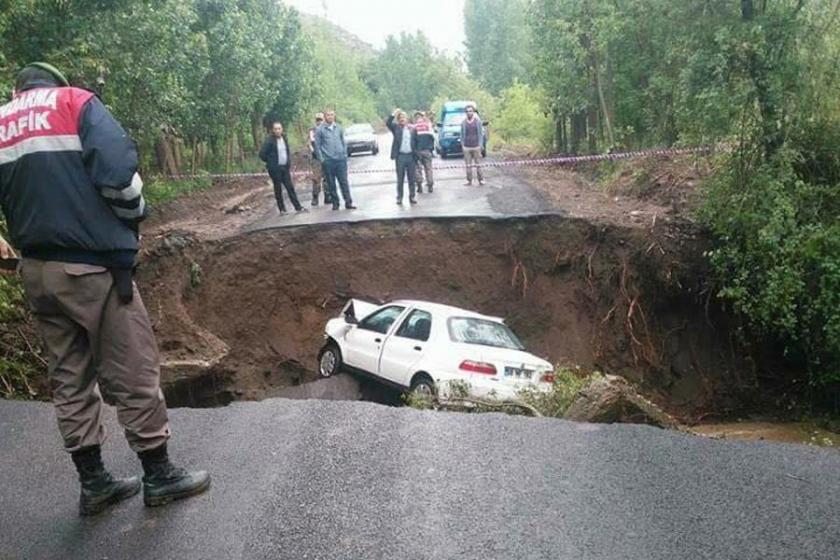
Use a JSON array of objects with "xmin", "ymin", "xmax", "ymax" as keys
[{"xmin": 564, "ymin": 374, "xmax": 683, "ymax": 430}]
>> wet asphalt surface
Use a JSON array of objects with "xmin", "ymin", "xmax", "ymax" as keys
[
  {"xmin": 1, "ymin": 398, "xmax": 838, "ymax": 560},
  {"xmin": 247, "ymin": 134, "xmax": 560, "ymax": 232}
]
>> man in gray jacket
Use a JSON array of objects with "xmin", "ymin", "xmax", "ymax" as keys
[
  {"xmin": 460, "ymin": 104, "xmax": 485, "ymax": 186},
  {"xmin": 314, "ymin": 110, "xmax": 356, "ymax": 210}
]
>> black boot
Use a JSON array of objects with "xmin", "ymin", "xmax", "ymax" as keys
[
  {"xmin": 139, "ymin": 443, "xmax": 211, "ymax": 507},
  {"xmin": 72, "ymin": 446, "xmax": 140, "ymax": 516}
]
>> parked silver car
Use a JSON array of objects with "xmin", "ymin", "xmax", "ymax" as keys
[{"xmin": 345, "ymin": 123, "xmax": 379, "ymax": 156}]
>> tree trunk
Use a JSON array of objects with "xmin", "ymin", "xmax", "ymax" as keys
[
  {"xmin": 237, "ymin": 129, "xmax": 247, "ymax": 167},
  {"xmin": 587, "ymin": 107, "xmax": 598, "ymax": 154},
  {"xmin": 251, "ymin": 115, "xmax": 263, "ymax": 151},
  {"xmin": 190, "ymin": 138, "xmax": 198, "ymax": 175},
  {"xmin": 571, "ymin": 112, "xmax": 587, "ymax": 155},
  {"xmin": 155, "ymin": 132, "xmax": 180, "ymax": 176}
]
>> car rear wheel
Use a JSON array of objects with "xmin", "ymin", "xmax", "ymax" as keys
[
  {"xmin": 410, "ymin": 374, "xmax": 436, "ymax": 398},
  {"xmin": 318, "ymin": 343, "xmax": 342, "ymax": 378}
]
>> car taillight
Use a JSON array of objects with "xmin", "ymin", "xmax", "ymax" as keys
[
  {"xmin": 540, "ymin": 373, "xmax": 556, "ymax": 383},
  {"xmin": 459, "ymin": 360, "xmax": 497, "ymax": 375}
]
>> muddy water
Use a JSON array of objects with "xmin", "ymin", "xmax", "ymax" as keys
[{"xmin": 693, "ymin": 421, "xmax": 839, "ymax": 448}]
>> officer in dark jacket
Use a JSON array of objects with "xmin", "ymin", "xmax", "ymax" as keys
[
  {"xmin": 0, "ymin": 63, "xmax": 210, "ymax": 516},
  {"xmin": 259, "ymin": 120, "xmax": 306, "ymax": 214},
  {"xmin": 386, "ymin": 109, "xmax": 419, "ymax": 204}
]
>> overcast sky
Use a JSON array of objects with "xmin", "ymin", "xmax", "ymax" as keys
[{"xmin": 286, "ymin": 0, "xmax": 467, "ymax": 56}]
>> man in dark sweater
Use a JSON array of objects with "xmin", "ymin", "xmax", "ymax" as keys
[
  {"xmin": 259, "ymin": 121, "xmax": 307, "ymax": 214},
  {"xmin": 0, "ymin": 63, "xmax": 209, "ymax": 516},
  {"xmin": 460, "ymin": 104, "xmax": 485, "ymax": 185},
  {"xmin": 386, "ymin": 109, "xmax": 419, "ymax": 204}
]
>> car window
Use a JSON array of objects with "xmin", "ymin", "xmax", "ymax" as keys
[
  {"xmin": 447, "ymin": 317, "xmax": 525, "ymax": 350},
  {"xmin": 358, "ymin": 306, "xmax": 405, "ymax": 335},
  {"xmin": 347, "ymin": 124, "xmax": 373, "ymax": 134},
  {"xmin": 443, "ymin": 113, "xmax": 465, "ymax": 126},
  {"xmin": 395, "ymin": 310, "xmax": 433, "ymax": 342}
]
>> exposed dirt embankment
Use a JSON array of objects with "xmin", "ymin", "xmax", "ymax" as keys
[{"xmin": 138, "ymin": 213, "xmax": 750, "ymax": 417}]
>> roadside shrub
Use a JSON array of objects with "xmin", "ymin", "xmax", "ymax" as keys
[
  {"xmin": 702, "ymin": 144, "xmax": 840, "ymax": 387},
  {"xmin": 493, "ymin": 82, "xmax": 554, "ymax": 153},
  {"xmin": 519, "ymin": 368, "xmax": 596, "ymax": 417},
  {"xmin": 144, "ymin": 176, "xmax": 213, "ymax": 207},
  {"xmin": 0, "ymin": 221, "xmax": 44, "ymax": 400}
]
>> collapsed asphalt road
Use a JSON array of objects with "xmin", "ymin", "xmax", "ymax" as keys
[
  {"xmin": 246, "ymin": 133, "xmax": 559, "ymax": 232},
  {"xmin": 0, "ymin": 399, "xmax": 837, "ymax": 560}
]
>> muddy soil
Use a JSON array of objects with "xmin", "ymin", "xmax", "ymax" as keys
[{"xmin": 139, "ymin": 208, "xmax": 754, "ymax": 419}]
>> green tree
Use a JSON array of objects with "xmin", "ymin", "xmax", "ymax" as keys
[
  {"xmin": 464, "ymin": 0, "xmax": 531, "ymax": 94},
  {"xmin": 302, "ymin": 15, "xmax": 378, "ymax": 124},
  {"xmin": 365, "ymin": 31, "xmax": 479, "ymax": 115}
]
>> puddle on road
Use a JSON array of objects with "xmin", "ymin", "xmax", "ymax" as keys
[{"xmin": 693, "ymin": 421, "xmax": 839, "ymax": 448}]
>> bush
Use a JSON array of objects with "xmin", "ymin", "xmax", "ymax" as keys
[
  {"xmin": 519, "ymin": 368, "xmax": 596, "ymax": 417},
  {"xmin": 493, "ymin": 82, "xmax": 554, "ymax": 153},
  {"xmin": 702, "ymin": 145, "xmax": 840, "ymax": 386},
  {"xmin": 144, "ymin": 176, "xmax": 214, "ymax": 207},
  {"xmin": 0, "ymin": 274, "xmax": 43, "ymax": 399}
]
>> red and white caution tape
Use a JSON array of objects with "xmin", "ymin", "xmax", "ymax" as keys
[{"xmin": 150, "ymin": 145, "xmax": 721, "ymax": 182}]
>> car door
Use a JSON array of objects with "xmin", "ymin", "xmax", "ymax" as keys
[
  {"xmin": 343, "ymin": 305, "xmax": 406, "ymax": 375},
  {"xmin": 378, "ymin": 308, "xmax": 433, "ymax": 386}
]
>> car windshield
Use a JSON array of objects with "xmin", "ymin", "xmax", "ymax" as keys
[
  {"xmin": 448, "ymin": 317, "xmax": 525, "ymax": 350},
  {"xmin": 442, "ymin": 113, "xmax": 466, "ymax": 126},
  {"xmin": 346, "ymin": 124, "xmax": 373, "ymax": 135}
]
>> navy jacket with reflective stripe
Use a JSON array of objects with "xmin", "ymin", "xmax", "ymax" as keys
[{"xmin": 0, "ymin": 86, "xmax": 145, "ymax": 269}]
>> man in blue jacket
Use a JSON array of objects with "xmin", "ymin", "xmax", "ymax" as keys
[
  {"xmin": 0, "ymin": 63, "xmax": 210, "ymax": 516},
  {"xmin": 314, "ymin": 109, "xmax": 356, "ymax": 210},
  {"xmin": 259, "ymin": 120, "xmax": 307, "ymax": 214}
]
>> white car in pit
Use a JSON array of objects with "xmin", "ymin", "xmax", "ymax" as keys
[{"xmin": 317, "ymin": 299, "xmax": 555, "ymax": 401}]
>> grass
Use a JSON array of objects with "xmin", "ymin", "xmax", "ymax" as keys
[{"xmin": 144, "ymin": 176, "xmax": 214, "ymax": 207}]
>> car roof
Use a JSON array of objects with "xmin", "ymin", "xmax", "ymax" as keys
[
  {"xmin": 388, "ymin": 300, "xmax": 503, "ymax": 322},
  {"xmin": 442, "ymin": 100, "xmax": 476, "ymax": 112}
]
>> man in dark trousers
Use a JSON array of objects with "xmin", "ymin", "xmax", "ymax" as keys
[
  {"xmin": 0, "ymin": 63, "xmax": 210, "ymax": 516},
  {"xmin": 314, "ymin": 109, "xmax": 357, "ymax": 211},
  {"xmin": 307, "ymin": 112, "xmax": 330, "ymax": 206},
  {"xmin": 461, "ymin": 104, "xmax": 485, "ymax": 186},
  {"xmin": 386, "ymin": 109, "xmax": 418, "ymax": 204},
  {"xmin": 259, "ymin": 121, "xmax": 307, "ymax": 214}
]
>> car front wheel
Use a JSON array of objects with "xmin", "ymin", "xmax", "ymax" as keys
[{"xmin": 318, "ymin": 342, "xmax": 342, "ymax": 378}]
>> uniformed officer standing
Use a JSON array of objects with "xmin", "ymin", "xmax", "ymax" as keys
[{"xmin": 0, "ymin": 63, "xmax": 210, "ymax": 516}]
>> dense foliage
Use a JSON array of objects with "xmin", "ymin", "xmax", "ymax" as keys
[
  {"xmin": 0, "ymin": 0, "xmax": 317, "ymax": 174},
  {"xmin": 523, "ymin": 0, "xmax": 840, "ymax": 387},
  {"xmin": 464, "ymin": 0, "xmax": 531, "ymax": 94}
]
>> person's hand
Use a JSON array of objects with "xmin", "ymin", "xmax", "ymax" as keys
[
  {"xmin": 0, "ymin": 236, "xmax": 18, "ymax": 276},
  {"xmin": 393, "ymin": 108, "xmax": 401, "ymax": 117}
]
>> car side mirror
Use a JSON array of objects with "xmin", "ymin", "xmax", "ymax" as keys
[
  {"xmin": 344, "ymin": 310, "xmax": 359, "ymax": 325},
  {"xmin": 435, "ymin": 122, "xmax": 442, "ymax": 128}
]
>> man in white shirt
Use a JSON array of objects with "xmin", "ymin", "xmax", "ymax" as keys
[{"xmin": 259, "ymin": 121, "xmax": 307, "ymax": 214}]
